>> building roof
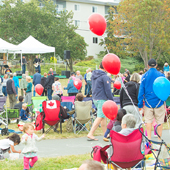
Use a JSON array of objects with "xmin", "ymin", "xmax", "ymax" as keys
[{"xmin": 66, "ymin": 0, "xmax": 119, "ymax": 6}]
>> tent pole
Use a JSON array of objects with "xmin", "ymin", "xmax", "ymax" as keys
[
  {"xmin": 54, "ymin": 52, "xmax": 56, "ymax": 72},
  {"xmin": 21, "ymin": 52, "xmax": 22, "ymax": 71}
]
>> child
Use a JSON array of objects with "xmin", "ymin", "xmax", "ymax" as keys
[
  {"xmin": 103, "ymin": 109, "xmax": 127, "ymax": 142},
  {"xmin": 52, "ymin": 77, "xmax": 63, "ymax": 98},
  {"xmin": 24, "ymin": 76, "xmax": 32, "ymax": 112},
  {"xmin": 20, "ymin": 74, "xmax": 28, "ymax": 97},
  {"xmin": 21, "ymin": 123, "xmax": 45, "ymax": 170},
  {"xmin": 0, "ymin": 133, "xmax": 21, "ymax": 160},
  {"xmin": 20, "ymin": 103, "xmax": 29, "ymax": 121}
]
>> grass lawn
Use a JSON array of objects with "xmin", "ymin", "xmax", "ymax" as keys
[{"xmin": 0, "ymin": 153, "xmax": 91, "ymax": 170}]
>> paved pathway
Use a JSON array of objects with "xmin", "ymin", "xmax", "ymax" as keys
[{"xmin": 4, "ymin": 130, "xmax": 170, "ymax": 159}]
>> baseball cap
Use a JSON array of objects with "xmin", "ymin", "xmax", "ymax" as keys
[{"xmin": 148, "ymin": 59, "xmax": 156, "ymax": 67}]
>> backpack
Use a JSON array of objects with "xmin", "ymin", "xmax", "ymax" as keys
[{"xmin": 35, "ymin": 112, "xmax": 44, "ymax": 131}]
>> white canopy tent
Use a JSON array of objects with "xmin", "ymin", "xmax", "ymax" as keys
[
  {"xmin": 0, "ymin": 38, "xmax": 22, "ymax": 63},
  {"xmin": 15, "ymin": 35, "xmax": 56, "ymax": 71}
]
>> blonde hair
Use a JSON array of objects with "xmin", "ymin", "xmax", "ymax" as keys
[
  {"xmin": 22, "ymin": 103, "xmax": 27, "ymax": 108},
  {"xmin": 23, "ymin": 123, "xmax": 34, "ymax": 133},
  {"xmin": 130, "ymin": 73, "xmax": 140, "ymax": 83},
  {"xmin": 44, "ymin": 72, "xmax": 47, "ymax": 77},
  {"xmin": 26, "ymin": 76, "xmax": 31, "ymax": 81}
]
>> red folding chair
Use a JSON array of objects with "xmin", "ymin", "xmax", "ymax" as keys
[
  {"xmin": 42, "ymin": 100, "xmax": 62, "ymax": 134},
  {"xmin": 108, "ymin": 128, "xmax": 145, "ymax": 169},
  {"xmin": 61, "ymin": 96, "xmax": 75, "ymax": 104}
]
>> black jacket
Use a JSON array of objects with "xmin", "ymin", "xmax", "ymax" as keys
[
  {"xmin": 120, "ymin": 81, "xmax": 140, "ymax": 108},
  {"xmin": 44, "ymin": 75, "xmax": 54, "ymax": 89},
  {"xmin": 41, "ymin": 77, "xmax": 47, "ymax": 88}
]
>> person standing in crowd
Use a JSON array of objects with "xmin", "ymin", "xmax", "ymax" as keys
[
  {"xmin": 64, "ymin": 77, "xmax": 78, "ymax": 96},
  {"xmin": 24, "ymin": 76, "xmax": 32, "ymax": 113},
  {"xmin": 68, "ymin": 72, "xmax": 76, "ymax": 82},
  {"xmin": 2, "ymin": 74, "xmax": 8, "ymax": 96},
  {"xmin": 167, "ymin": 72, "xmax": 170, "ymax": 81},
  {"xmin": 138, "ymin": 59, "xmax": 165, "ymax": 140},
  {"xmin": 125, "ymin": 68, "xmax": 129, "ymax": 72},
  {"xmin": 87, "ymin": 62, "xmax": 113, "ymax": 141},
  {"xmin": 0, "ymin": 76, "xmax": 3, "ymax": 97},
  {"xmin": 124, "ymin": 71, "xmax": 130, "ymax": 84},
  {"xmin": 33, "ymin": 55, "xmax": 41, "ymax": 73},
  {"xmin": 33, "ymin": 69, "xmax": 41, "ymax": 97},
  {"xmin": 84, "ymin": 69, "xmax": 88, "ymax": 95},
  {"xmin": 13, "ymin": 73, "xmax": 20, "ymax": 99},
  {"xmin": 120, "ymin": 73, "xmax": 142, "ymax": 128},
  {"xmin": 49, "ymin": 68, "xmax": 54, "ymax": 75},
  {"xmin": 163, "ymin": 62, "xmax": 169, "ymax": 77},
  {"xmin": 86, "ymin": 68, "xmax": 92, "ymax": 95},
  {"xmin": 144, "ymin": 68, "xmax": 147, "ymax": 73},
  {"xmin": 52, "ymin": 77, "xmax": 63, "ymax": 98},
  {"xmin": 44, "ymin": 71, "xmax": 54, "ymax": 100},
  {"xmin": 40, "ymin": 73, "xmax": 47, "ymax": 96},
  {"xmin": 20, "ymin": 74, "xmax": 27, "ymax": 97},
  {"xmin": 76, "ymin": 71, "xmax": 83, "ymax": 92},
  {"xmin": 6, "ymin": 74, "xmax": 17, "ymax": 108},
  {"xmin": 20, "ymin": 56, "xmax": 27, "ymax": 74},
  {"xmin": 138, "ymin": 70, "xmax": 143, "ymax": 84}
]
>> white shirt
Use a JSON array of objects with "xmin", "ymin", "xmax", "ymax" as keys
[{"xmin": 0, "ymin": 139, "xmax": 14, "ymax": 150}]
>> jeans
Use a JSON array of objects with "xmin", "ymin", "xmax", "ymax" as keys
[
  {"xmin": 15, "ymin": 87, "xmax": 18, "ymax": 99},
  {"xmin": 22, "ymin": 64, "xmax": 26, "ymax": 74},
  {"xmin": 35, "ymin": 65, "xmax": 41, "ymax": 73},
  {"xmin": 47, "ymin": 88, "xmax": 52, "ymax": 100},
  {"xmin": 33, "ymin": 86, "xmax": 36, "ymax": 97},
  {"xmin": 87, "ymin": 80, "xmax": 92, "ymax": 94},
  {"xmin": 2, "ymin": 86, "xmax": 7, "ymax": 96},
  {"xmin": 84, "ymin": 84, "xmax": 88, "ymax": 95}
]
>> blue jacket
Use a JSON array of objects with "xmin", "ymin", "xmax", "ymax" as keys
[
  {"xmin": 33, "ymin": 73, "xmax": 41, "ymax": 86},
  {"xmin": 84, "ymin": 73, "xmax": 87, "ymax": 82},
  {"xmin": 164, "ymin": 65, "xmax": 169, "ymax": 72},
  {"xmin": 13, "ymin": 76, "xmax": 19, "ymax": 88},
  {"xmin": 64, "ymin": 80, "xmax": 78, "ymax": 94},
  {"xmin": 138, "ymin": 68, "xmax": 165, "ymax": 108},
  {"xmin": 92, "ymin": 70, "xmax": 113, "ymax": 101},
  {"xmin": 20, "ymin": 109, "xmax": 28, "ymax": 120}
]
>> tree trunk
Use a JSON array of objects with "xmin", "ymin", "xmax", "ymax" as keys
[
  {"xmin": 26, "ymin": 55, "xmax": 35, "ymax": 75},
  {"xmin": 143, "ymin": 51, "xmax": 148, "ymax": 69}
]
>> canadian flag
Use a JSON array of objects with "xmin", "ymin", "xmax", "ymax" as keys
[{"xmin": 46, "ymin": 100, "xmax": 57, "ymax": 109}]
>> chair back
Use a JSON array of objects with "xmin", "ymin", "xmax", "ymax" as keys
[
  {"xmin": 61, "ymin": 96, "xmax": 75, "ymax": 104},
  {"xmin": 61, "ymin": 102, "xmax": 73, "ymax": 111},
  {"xmin": 0, "ymin": 97, "xmax": 6, "ymax": 112},
  {"xmin": 32, "ymin": 96, "xmax": 47, "ymax": 113},
  {"xmin": 83, "ymin": 97, "xmax": 96, "ymax": 110},
  {"xmin": 42, "ymin": 100, "xmax": 60, "ymax": 126},
  {"xmin": 75, "ymin": 101, "xmax": 92, "ymax": 124},
  {"xmin": 110, "ymin": 128, "xmax": 144, "ymax": 168}
]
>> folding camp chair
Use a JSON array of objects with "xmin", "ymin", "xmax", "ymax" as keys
[
  {"xmin": 42, "ymin": 100, "xmax": 62, "ymax": 134},
  {"xmin": 61, "ymin": 96, "xmax": 75, "ymax": 104},
  {"xmin": 139, "ymin": 123, "xmax": 170, "ymax": 170},
  {"xmin": 0, "ymin": 97, "xmax": 9, "ymax": 135},
  {"xmin": 32, "ymin": 96, "xmax": 47, "ymax": 118},
  {"xmin": 73, "ymin": 100, "xmax": 93, "ymax": 134},
  {"xmin": 107, "ymin": 128, "xmax": 145, "ymax": 170},
  {"xmin": 165, "ymin": 96, "xmax": 170, "ymax": 121}
]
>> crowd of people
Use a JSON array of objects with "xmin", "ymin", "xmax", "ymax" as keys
[{"xmin": 0, "ymin": 58, "xmax": 169, "ymax": 169}]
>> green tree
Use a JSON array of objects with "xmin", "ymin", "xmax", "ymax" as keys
[
  {"xmin": 106, "ymin": 0, "xmax": 170, "ymax": 68},
  {"xmin": 0, "ymin": 0, "xmax": 87, "ymax": 74}
]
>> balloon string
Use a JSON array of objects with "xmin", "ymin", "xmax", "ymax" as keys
[
  {"xmin": 122, "ymin": 83, "xmax": 144, "ymax": 123},
  {"xmin": 102, "ymin": 36, "xmax": 109, "ymax": 54}
]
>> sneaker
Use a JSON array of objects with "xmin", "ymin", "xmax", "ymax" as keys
[{"xmin": 103, "ymin": 138, "xmax": 109, "ymax": 142}]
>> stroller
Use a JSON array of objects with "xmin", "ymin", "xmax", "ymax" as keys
[
  {"xmin": 139, "ymin": 123, "xmax": 170, "ymax": 170},
  {"xmin": 0, "ymin": 97, "xmax": 9, "ymax": 136}
]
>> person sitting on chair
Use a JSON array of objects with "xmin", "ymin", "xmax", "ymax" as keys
[{"xmin": 113, "ymin": 114, "xmax": 136, "ymax": 170}]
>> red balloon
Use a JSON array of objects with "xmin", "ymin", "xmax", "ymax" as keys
[
  {"xmin": 102, "ymin": 100, "xmax": 118, "ymax": 120},
  {"xmin": 35, "ymin": 84, "xmax": 44, "ymax": 96},
  {"xmin": 102, "ymin": 53, "xmax": 121, "ymax": 75},
  {"xmin": 114, "ymin": 81, "xmax": 121, "ymax": 89},
  {"xmin": 73, "ymin": 79, "xmax": 82, "ymax": 90},
  {"xmin": 88, "ymin": 13, "xmax": 107, "ymax": 36}
]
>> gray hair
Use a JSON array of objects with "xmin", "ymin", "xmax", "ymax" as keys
[
  {"xmin": 13, "ymin": 72, "xmax": 16, "ymax": 76},
  {"xmin": 22, "ymin": 74, "xmax": 26, "ymax": 79},
  {"xmin": 122, "ymin": 114, "xmax": 136, "ymax": 128},
  {"xmin": 76, "ymin": 70, "xmax": 80, "ymax": 74},
  {"xmin": 130, "ymin": 73, "xmax": 140, "ymax": 83}
]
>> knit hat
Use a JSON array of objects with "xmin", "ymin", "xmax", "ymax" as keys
[{"xmin": 52, "ymin": 95, "xmax": 61, "ymax": 101}]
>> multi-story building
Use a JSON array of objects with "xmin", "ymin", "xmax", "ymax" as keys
[{"xmin": 21, "ymin": 0, "xmax": 120, "ymax": 58}]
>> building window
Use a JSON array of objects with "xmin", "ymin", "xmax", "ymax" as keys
[
  {"xmin": 92, "ymin": 6, "xmax": 97, "ymax": 13},
  {"xmin": 56, "ymin": 4, "xmax": 63, "ymax": 13},
  {"xmin": 93, "ymin": 37, "xmax": 98, "ymax": 44},
  {"xmin": 75, "ymin": 4, "xmax": 80, "ymax": 11},
  {"xmin": 75, "ymin": 20, "xmax": 80, "ymax": 27}
]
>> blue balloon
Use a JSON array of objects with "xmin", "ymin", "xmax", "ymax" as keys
[{"xmin": 153, "ymin": 77, "xmax": 170, "ymax": 101}]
